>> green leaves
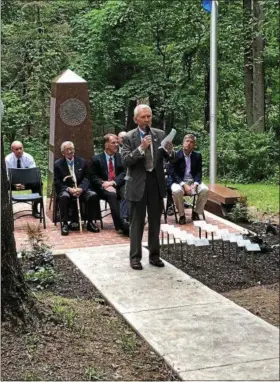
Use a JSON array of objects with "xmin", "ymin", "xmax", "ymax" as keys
[{"xmin": 2, "ymin": 0, "xmax": 278, "ymax": 183}]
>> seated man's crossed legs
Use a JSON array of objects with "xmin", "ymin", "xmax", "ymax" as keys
[
  {"xmin": 171, "ymin": 182, "xmax": 209, "ymax": 224},
  {"xmin": 58, "ymin": 190, "xmax": 100, "ymax": 235}
]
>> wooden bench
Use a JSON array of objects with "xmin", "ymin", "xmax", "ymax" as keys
[{"xmin": 205, "ymin": 184, "xmax": 243, "ymax": 217}]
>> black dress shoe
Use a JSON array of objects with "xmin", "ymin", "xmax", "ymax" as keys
[
  {"xmin": 167, "ymin": 206, "xmax": 174, "ymax": 216},
  {"xmin": 122, "ymin": 218, "xmax": 130, "ymax": 233},
  {"xmin": 179, "ymin": 215, "xmax": 186, "ymax": 225},
  {"xmin": 87, "ymin": 221, "xmax": 100, "ymax": 233},
  {"xmin": 149, "ymin": 259, "xmax": 165, "ymax": 267},
  {"xmin": 61, "ymin": 223, "xmax": 69, "ymax": 236},
  {"xmin": 192, "ymin": 212, "xmax": 199, "ymax": 221},
  {"xmin": 115, "ymin": 228, "xmax": 128, "ymax": 236},
  {"xmin": 69, "ymin": 221, "xmax": 79, "ymax": 231},
  {"xmin": 130, "ymin": 261, "xmax": 143, "ymax": 270}
]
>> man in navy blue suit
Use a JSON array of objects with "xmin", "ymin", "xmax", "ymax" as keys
[
  {"xmin": 89, "ymin": 134, "xmax": 129, "ymax": 235},
  {"xmin": 168, "ymin": 134, "xmax": 208, "ymax": 224},
  {"xmin": 54, "ymin": 141, "xmax": 100, "ymax": 235}
]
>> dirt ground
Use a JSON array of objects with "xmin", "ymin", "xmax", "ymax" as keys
[
  {"xmin": 1, "ymin": 256, "xmax": 178, "ymax": 381},
  {"xmin": 1, "ymin": 220, "xmax": 279, "ymax": 381}
]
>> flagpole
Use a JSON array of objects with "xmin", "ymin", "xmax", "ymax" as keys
[{"xmin": 210, "ymin": 0, "xmax": 218, "ymax": 185}]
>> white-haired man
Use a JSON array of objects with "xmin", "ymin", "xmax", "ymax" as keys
[
  {"xmin": 121, "ymin": 104, "xmax": 175, "ymax": 270},
  {"xmin": 5, "ymin": 140, "xmax": 40, "ymax": 218},
  {"xmin": 54, "ymin": 141, "xmax": 100, "ymax": 236},
  {"xmin": 117, "ymin": 131, "xmax": 127, "ymax": 154}
]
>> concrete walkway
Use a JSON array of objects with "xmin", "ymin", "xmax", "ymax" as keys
[{"xmin": 66, "ymin": 245, "xmax": 279, "ymax": 381}]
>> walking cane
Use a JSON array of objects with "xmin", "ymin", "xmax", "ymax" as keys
[{"xmin": 63, "ymin": 175, "xmax": 83, "ymax": 233}]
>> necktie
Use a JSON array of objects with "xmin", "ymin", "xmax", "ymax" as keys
[
  {"xmin": 17, "ymin": 158, "xmax": 21, "ymax": 168},
  {"xmin": 66, "ymin": 160, "xmax": 76, "ymax": 182},
  {"xmin": 108, "ymin": 157, "xmax": 115, "ymax": 180},
  {"xmin": 145, "ymin": 145, "xmax": 153, "ymax": 171},
  {"xmin": 67, "ymin": 159, "xmax": 74, "ymax": 168}
]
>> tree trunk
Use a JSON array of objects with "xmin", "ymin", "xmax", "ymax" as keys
[
  {"xmin": 114, "ymin": 108, "xmax": 126, "ymax": 134},
  {"xmin": 252, "ymin": 0, "xmax": 265, "ymax": 132},
  {"xmin": 243, "ymin": 0, "xmax": 254, "ymax": 127},
  {"xmin": 125, "ymin": 99, "xmax": 137, "ymax": 131},
  {"xmin": 1, "ymin": 134, "xmax": 35, "ymax": 325}
]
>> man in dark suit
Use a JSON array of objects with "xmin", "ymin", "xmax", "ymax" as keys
[
  {"xmin": 54, "ymin": 141, "xmax": 100, "ymax": 236},
  {"xmin": 121, "ymin": 104, "xmax": 175, "ymax": 270},
  {"xmin": 89, "ymin": 134, "xmax": 129, "ymax": 235},
  {"xmin": 168, "ymin": 134, "xmax": 209, "ymax": 224}
]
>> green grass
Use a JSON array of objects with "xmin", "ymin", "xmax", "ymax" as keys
[{"xmin": 221, "ymin": 183, "xmax": 279, "ymax": 215}]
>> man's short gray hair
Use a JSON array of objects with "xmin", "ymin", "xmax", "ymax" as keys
[
  {"xmin": 134, "ymin": 104, "xmax": 152, "ymax": 118},
  {"xmin": 61, "ymin": 141, "xmax": 75, "ymax": 153},
  {"xmin": 183, "ymin": 134, "xmax": 196, "ymax": 142},
  {"xmin": 118, "ymin": 131, "xmax": 127, "ymax": 138}
]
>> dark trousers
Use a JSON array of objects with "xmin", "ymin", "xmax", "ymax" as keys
[
  {"xmin": 99, "ymin": 185, "xmax": 127, "ymax": 230},
  {"xmin": 58, "ymin": 190, "xmax": 100, "ymax": 223},
  {"xmin": 120, "ymin": 199, "xmax": 128, "ymax": 221},
  {"xmin": 129, "ymin": 170, "xmax": 163, "ymax": 262}
]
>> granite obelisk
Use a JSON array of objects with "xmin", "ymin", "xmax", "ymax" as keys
[{"xmin": 47, "ymin": 69, "xmax": 94, "ymax": 197}]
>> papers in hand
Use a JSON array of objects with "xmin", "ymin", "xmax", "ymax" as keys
[{"xmin": 160, "ymin": 128, "xmax": 177, "ymax": 150}]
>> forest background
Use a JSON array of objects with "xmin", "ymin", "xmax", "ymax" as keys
[{"xmin": 1, "ymin": 0, "xmax": 279, "ymax": 184}]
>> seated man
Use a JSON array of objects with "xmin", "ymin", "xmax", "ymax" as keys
[
  {"xmin": 5, "ymin": 140, "xmax": 40, "ymax": 218},
  {"xmin": 54, "ymin": 141, "xmax": 100, "ymax": 236},
  {"xmin": 117, "ymin": 131, "xmax": 127, "ymax": 154},
  {"xmin": 89, "ymin": 133, "xmax": 129, "ymax": 235},
  {"xmin": 168, "ymin": 134, "xmax": 209, "ymax": 224}
]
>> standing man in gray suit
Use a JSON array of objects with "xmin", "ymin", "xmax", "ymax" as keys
[{"xmin": 121, "ymin": 104, "xmax": 175, "ymax": 270}]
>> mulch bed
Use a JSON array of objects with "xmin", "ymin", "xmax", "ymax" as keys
[{"xmin": 161, "ymin": 220, "xmax": 279, "ymax": 327}]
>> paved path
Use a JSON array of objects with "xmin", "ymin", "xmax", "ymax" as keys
[{"xmin": 66, "ymin": 245, "xmax": 279, "ymax": 381}]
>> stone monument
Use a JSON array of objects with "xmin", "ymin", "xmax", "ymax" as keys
[{"xmin": 47, "ymin": 69, "xmax": 94, "ymax": 197}]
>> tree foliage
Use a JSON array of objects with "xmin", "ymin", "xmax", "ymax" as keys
[{"xmin": 1, "ymin": 0, "xmax": 279, "ymax": 182}]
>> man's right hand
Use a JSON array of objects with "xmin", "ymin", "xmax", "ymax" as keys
[
  {"xmin": 105, "ymin": 186, "xmax": 116, "ymax": 193},
  {"xmin": 15, "ymin": 184, "xmax": 25, "ymax": 190},
  {"xmin": 140, "ymin": 135, "xmax": 152, "ymax": 150},
  {"xmin": 183, "ymin": 184, "xmax": 192, "ymax": 196},
  {"xmin": 67, "ymin": 187, "xmax": 76, "ymax": 195},
  {"xmin": 102, "ymin": 181, "xmax": 115, "ymax": 189}
]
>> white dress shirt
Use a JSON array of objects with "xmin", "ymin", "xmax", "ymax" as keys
[
  {"xmin": 180, "ymin": 152, "xmax": 195, "ymax": 186},
  {"xmin": 5, "ymin": 152, "xmax": 36, "ymax": 169}
]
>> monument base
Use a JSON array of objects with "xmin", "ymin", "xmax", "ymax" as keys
[{"xmin": 205, "ymin": 184, "xmax": 243, "ymax": 218}]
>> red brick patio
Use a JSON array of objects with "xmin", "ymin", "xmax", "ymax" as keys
[{"xmin": 14, "ymin": 199, "xmax": 244, "ymax": 253}]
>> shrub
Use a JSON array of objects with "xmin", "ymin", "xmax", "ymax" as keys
[
  {"xmin": 226, "ymin": 200, "xmax": 251, "ymax": 223},
  {"xmin": 21, "ymin": 224, "xmax": 59, "ymax": 290},
  {"xmin": 200, "ymin": 130, "xmax": 279, "ymax": 183}
]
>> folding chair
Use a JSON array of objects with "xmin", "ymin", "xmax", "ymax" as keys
[
  {"xmin": 163, "ymin": 188, "xmax": 178, "ymax": 223},
  {"xmin": 184, "ymin": 193, "xmax": 198, "ymax": 220},
  {"xmin": 8, "ymin": 167, "xmax": 46, "ymax": 229}
]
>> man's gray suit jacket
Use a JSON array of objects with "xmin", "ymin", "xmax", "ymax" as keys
[{"xmin": 121, "ymin": 127, "xmax": 173, "ymax": 202}]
